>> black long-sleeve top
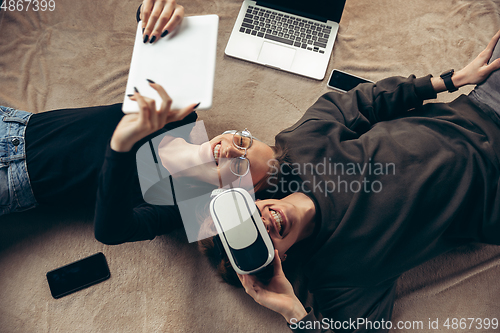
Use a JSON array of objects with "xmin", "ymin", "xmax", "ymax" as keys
[
  {"xmin": 25, "ymin": 104, "xmax": 124, "ymax": 207},
  {"xmin": 274, "ymin": 75, "xmax": 500, "ymax": 333},
  {"xmin": 25, "ymin": 104, "xmax": 196, "ymax": 244}
]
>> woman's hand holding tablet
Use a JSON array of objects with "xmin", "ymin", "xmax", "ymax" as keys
[{"xmin": 112, "ymin": 82, "xmax": 199, "ymax": 152}]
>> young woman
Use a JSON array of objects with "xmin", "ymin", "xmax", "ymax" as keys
[
  {"xmin": 1, "ymin": 0, "xmax": 187, "ymax": 217},
  {"xmin": 200, "ymin": 30, "xmax": 500, "ymax": 333},
  {"xmin": 1, "ymin": 80, "xmax": 278, "ymax": 241},
  {"xmin": 1, "ymin": 0, "xmax": 284, "ymax": 245}
]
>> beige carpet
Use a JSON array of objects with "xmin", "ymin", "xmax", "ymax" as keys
[{"xmin": 1, "ymin": 0, "xmax": 500, "ymax": 332}]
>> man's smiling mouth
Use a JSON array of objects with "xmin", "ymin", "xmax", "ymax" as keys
[
  {"xmin": 213, "ymin": 143, "xmax": 221, "ymax": 165},
  {"xmin": 270, "ymin": 209, "xmax": 284, "ymax": 236}
]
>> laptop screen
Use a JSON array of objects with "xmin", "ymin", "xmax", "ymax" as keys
[{"xmin": 256, "ymin": 0, "xmax": 346, "ymax": 23}]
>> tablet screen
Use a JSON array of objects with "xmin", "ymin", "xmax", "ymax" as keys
[{"xmin": 123, "ymin": 15, "xmax": 219, "ymax": 113}]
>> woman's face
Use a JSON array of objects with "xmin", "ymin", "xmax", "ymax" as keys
[
  {"xmin": 209, "ymin": 133, "xmax": 274, "ymax": 186},
  {"xmin": 255, "ymin": 192, "xmax": 316, "ymax": 259}
]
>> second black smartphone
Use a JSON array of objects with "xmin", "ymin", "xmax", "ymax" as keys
[
  {"xmin": 46, "ymin": 252, "xmax": 110, "ymax": 299},
  {"xmin": 327, "ymin": 69, "xmax": 373, "ymax": 93}
]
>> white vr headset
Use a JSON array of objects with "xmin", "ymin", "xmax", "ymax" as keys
[{"xmin": 210, "ymin": 188, "xmax": 275, "ymax": 275}]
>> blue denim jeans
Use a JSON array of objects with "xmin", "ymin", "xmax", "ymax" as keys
[{"xmin": 0, "ymin": 106, "xmax": 37, "ymax": 216}]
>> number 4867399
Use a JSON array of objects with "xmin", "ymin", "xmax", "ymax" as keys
[{"xmin": 1, "ymin": 0, "xmax": 56, "ymax": 11}]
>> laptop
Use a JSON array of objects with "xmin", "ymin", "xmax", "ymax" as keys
[
  {"xmin": 123, "ymin": 15, "xmax": 219, "ymax": 113},
  {"xmin": 225, "ymin": 0, "xmax": 346, "ymax": 80}
]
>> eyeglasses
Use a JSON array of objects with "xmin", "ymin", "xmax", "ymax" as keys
[{"xmin": 221, "ymin": 129, "xmax": 255, "ymax": 177}]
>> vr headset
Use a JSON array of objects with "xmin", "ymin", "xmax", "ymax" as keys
[{"xmin": 210, "ymin": 188, "xmax": 275, "ymax": 275}]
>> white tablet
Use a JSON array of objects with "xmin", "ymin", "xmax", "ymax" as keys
[{"xmin": 123, "ymin": 15, "xmax": 219, "ymax": 113}]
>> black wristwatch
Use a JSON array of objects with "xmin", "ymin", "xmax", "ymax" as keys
[{"xmin": 440, "ymin": 69, "xmax": 458, "ymax": 93}]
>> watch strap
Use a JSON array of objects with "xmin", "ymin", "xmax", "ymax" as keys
[{"xmin": 440, "ymin": 69, "xmax": 458, "ymax": 93}]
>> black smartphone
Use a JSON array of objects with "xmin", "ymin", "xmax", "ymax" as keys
[
  {"xmin": 327, "ymin": 69, "xmax": 373, "ymax": 93},
  {"xmin": 46, "ymin": 252, "xmax": 110, "ymax": 299}
]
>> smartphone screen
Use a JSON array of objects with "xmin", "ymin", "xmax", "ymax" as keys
[
  {"xmin": 46, "ymin": 252, "xmax": 110, "ymax": 299},
  {"xmin": 328, "ymin": 70, "xmax": 373, "ymax": 93}
]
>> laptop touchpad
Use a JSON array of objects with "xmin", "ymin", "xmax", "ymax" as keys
[{"xmin": 257, "ymin": 42, "xmax": 296, "ymax": 70}]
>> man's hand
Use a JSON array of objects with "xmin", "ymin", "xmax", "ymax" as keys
[
  {"xmin": 140, "ymin": 0, "xmax": 184, "ymax": 44},
  {"xmin": 432, "ymin": 29, "xmax": 500, "ymax": 93},
  {"xmin": 237, "ymin": 250, "xmax": 308, "ymax": 324},
  {"xmin": 455, "ymin": 29, "xmax": 500, "ymax": 87}
]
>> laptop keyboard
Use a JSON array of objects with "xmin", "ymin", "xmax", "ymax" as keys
[{"xmin": 239, "ymin": 5, "xmax": 332, "ymax": 53}]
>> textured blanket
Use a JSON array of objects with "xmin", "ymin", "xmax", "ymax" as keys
[{"xmin": 1, "ymin": 0, "xmax": 499, "ymax": 332}]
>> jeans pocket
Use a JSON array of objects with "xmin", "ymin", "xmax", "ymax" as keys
[{"xmin": 0, "ymin": 163, "xmax": 10, "ymax": 207}]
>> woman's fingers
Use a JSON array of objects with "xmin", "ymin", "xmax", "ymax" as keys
[
  {"xmin": 130, "ymin": 82, "xmax": 198, "ymax": 127},
  {"xmin": 148, "ymin": 2, "xmax": 176, "ymax": 43},
  {"xmin": 133, "ymin": 90, "xmax": 156, "ymax": 129},
  {"xmin": 147, "ymin": 80, "xmax": 173, "ymax": 125},
  {"xmin": 166, "ymin": 103, "xmax": 199, "ymax": 123},
  {"xmin": 148, "ymin": 80, "xmax": 172, "ymax": 111},
  {"xmin": 161, "ymin": 5, "xmax": 184, "ymax": 38},
  {"xmin": 145, "ymin": 1, "xmax": 173, "ymax": 43},
  {"xmin": 141, "ymin": 0, "xmax": 155, "ymax": 33},
  {"xmin": 115, "ymin": 82, "xmax": 194, "ymax": 152},
  {"xmin": 147, "ymin": 80, "xmax": 198, "ymax": 124},
  {"xmin": 141, "ymin": 0, "xmax": 184, "ymax": 44}
]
